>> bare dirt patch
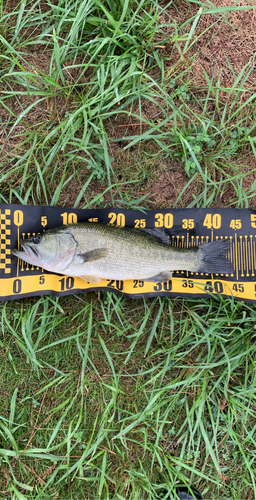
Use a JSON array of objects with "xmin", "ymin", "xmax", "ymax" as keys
[
  {"xmin": 194, "ymin": 0, "xmax": 256, "ymax": 89},
  {"xmin": 147, "ymin": 162, "xmax": 195, "ymax": 208},
  {"xmin": 164, "ymin": 0, "xmax": 256, "ymax": 90}
]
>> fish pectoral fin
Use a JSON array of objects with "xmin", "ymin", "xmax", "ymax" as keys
[
  {"xmin": 144, "ymin": 271, "xmax": 172, "ymax": 283},
  {"xmin": 79, "ymin": 275, "xmax": 102, "ymax": 284},
  {"xmin": 77, "ymin": 248, "xmax": 108, "ymax": 262}
]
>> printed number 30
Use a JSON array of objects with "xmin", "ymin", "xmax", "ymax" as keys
[{"xmin": 155, "ymin": 213, "xmax": 173, "ymax": 228}]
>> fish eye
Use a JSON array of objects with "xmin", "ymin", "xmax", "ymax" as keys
[{"xmin": 33, "ymin": 236, "xmax": 41, "ymax": 244}]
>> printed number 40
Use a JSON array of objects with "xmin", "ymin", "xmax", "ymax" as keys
[{"xmin": 203, "ymin": 214, "xmax": 221, "ymax": 229}]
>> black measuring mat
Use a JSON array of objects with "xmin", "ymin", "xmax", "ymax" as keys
[{"xmin": 1, "ymin": 204, "xmax": 256, "ymax": 302}]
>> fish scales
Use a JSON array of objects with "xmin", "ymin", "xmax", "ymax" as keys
[{"xmin": 66, "ymin": 224, "xmax": 199, "ymax": 280}]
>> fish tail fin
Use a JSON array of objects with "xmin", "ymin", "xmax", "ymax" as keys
[{"xmin": 197, "ymin": 239, "xmax": 232, "ymax": 274}]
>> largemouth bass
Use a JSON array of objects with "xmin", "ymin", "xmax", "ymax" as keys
[{"xmin": 12, "ymin": 222, "xmax": 231, "ymax": 283}]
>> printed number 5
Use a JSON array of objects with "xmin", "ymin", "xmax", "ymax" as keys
[
  {"xmin": 251, "ymin": 215, "xmax": 256, "ymax": 228},
  {"xmin": 41, "ymin": 216, "xmax": 47, "ymax": 227}
]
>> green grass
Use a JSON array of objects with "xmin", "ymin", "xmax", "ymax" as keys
[
  {"xmin": 1, "ymin": 0, "xmax": 256, "ymax": 498},
  {"xmin": 2, "ymin": 295, "xmax": 256, "ymax": 498}
]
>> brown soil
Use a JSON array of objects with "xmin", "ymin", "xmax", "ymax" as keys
[
  {"xmin": 163, "ymin": 0, "xmax": 256, "ymax": 90},
  {"xmin": 194, "ymin": 0, "xmax": 256, "ymax": 89}
]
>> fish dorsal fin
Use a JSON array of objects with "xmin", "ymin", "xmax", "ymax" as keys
[{"xmin": 77, "ymin": 248, "xmax": 108, "ymax": 262}]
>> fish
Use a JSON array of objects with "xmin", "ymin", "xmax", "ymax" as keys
[{"xmin": 12, "ymin": 222, "xmax": 231, "ymax": 283}]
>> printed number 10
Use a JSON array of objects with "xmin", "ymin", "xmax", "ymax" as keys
[
  {"xmin": 61, "ymin": 213, "xmax": 77, "ymax": 225},
  {"xmin": 59, "ymin": 277, "xmax": 74, "ymax": 291}
]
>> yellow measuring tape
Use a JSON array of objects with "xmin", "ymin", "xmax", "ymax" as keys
[{"xmin": 1, "ymin": 205, "xmax": 256, "ymax": 302}]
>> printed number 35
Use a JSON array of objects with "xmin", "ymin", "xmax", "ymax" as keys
[{"xmin": 182, "ymin": 219, "xmax": 194, "ymax": 229}]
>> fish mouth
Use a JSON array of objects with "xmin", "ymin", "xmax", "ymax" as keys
[{"xmin": 20, "ymin": 241, "xmax": 40, "ymax": 260}]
